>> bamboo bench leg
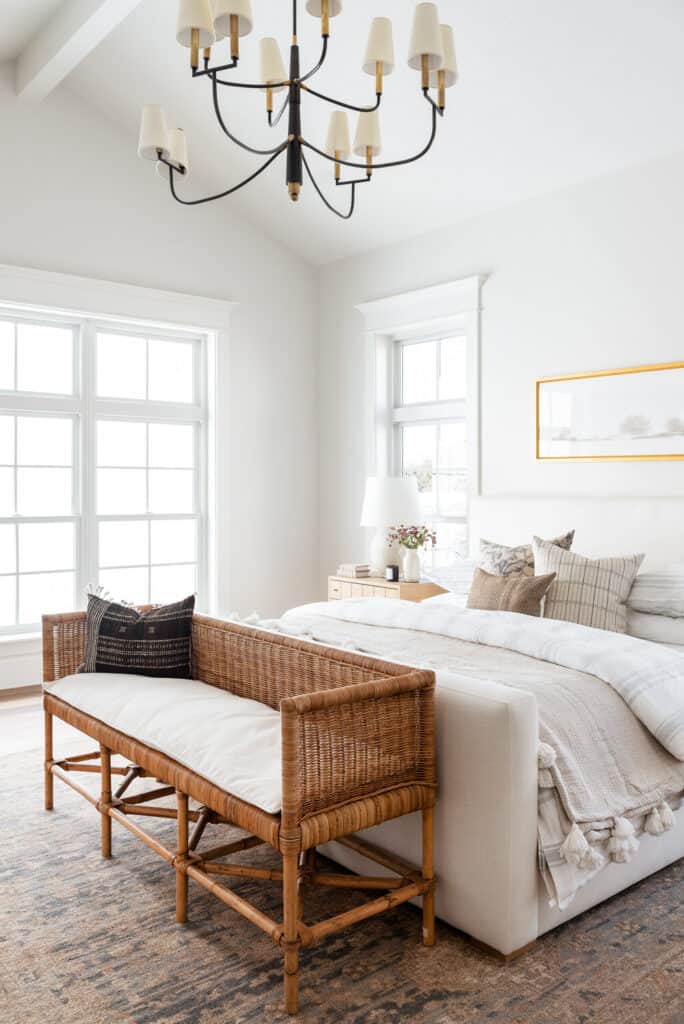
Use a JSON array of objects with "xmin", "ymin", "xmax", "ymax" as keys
[
  {"xmin": 44, "ymin": 711, "xmax": 54, "ymax": 811},
  {"xmin": 422, "ymin": 806, "xmax": 435, "ymax": 946},
  {"xmin": 283, "ymin": 852, "xmax": 300, "ymax": 1015},
  {"xmin": 100, "ymin": 744, "xmax": 112, "ymax": 858},
  {"xmin": 176, "ymin": 791, "xmax": 189, "ymax": 924}
]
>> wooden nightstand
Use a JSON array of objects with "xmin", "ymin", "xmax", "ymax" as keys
[{"xmin": 328, "ymin": 575, "xmax": 446, "ymax": 603}]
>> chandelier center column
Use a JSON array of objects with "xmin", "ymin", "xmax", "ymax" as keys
[{"xmin": 286, "ymin": 43, "xmax": 302, "ymax": 201}]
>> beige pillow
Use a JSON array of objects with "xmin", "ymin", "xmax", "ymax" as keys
[
  {"xmin": 479, "ymin": 530, "xmax": 575, "ymax": 577},
  {"xmin": 467, "ymin": 568, "xmax": 557, "ymax": 617},
  {"xmin": 533, "ymin": 537, "xmax": 645, "ymax": 634}
]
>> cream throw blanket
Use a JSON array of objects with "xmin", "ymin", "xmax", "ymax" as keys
[{"xmin": 262, "ymin": 599, "xmax": 684, "ymax": 909}]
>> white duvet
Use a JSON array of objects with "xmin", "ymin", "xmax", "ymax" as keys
[{"xmin": 282, "ymin": 598, "xmax": 684, "ymax": 760}]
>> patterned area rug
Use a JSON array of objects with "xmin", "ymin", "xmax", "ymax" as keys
[{"xmin": 1, "ymin": 749, "xmax": 683, "ymax": 1024}]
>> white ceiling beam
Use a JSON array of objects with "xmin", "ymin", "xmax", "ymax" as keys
[{"xmin": 16, "ymin": 0, "xmax": 145, "ymax": 102}]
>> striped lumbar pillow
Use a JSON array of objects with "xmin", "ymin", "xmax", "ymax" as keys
[
  {"xmin": 533, "ymin": 537, "xmax": 644, "ymax": 634},
  {"xmin": 627, "ymin": 569, "xmax": 684, "ymax": 618},
  {"xmin": 80, "ymin": 593, "xmax": 195, "ymax": 678}
]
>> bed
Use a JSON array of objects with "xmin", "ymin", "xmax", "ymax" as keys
[{"xmin": 261, "ymin": 497, "xmax": 684, "ymax": 957}]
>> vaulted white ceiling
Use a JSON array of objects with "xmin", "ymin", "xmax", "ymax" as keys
[
  {"xmin": 7, "ymin": 1, "xmax": 684, "ymax": 266},
  {"xmin": 1, "ymin": 0, "xmax": 63, "ymax": 60}
]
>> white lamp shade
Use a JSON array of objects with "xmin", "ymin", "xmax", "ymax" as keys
[
  {"xmin": 353, "ymin": 110, "xmax": 382, "ymax": 157},
  {"xmin": 138, "ymin": 105, "xmax": 169, "ymax": 162},
  {"xmin": 213, "ymin": 0, "xmax": 253, "ymax": 39},
  {"xmin": 362, "ymin": 17, "xmax": 395, "ymax": 76},
  {"xmin": 429, "ymin": 25, "xmax": 457, "ymax": 87},
  {"xmin": 176, "ymin": 0, "xmax": 215, "ymax": 47},
  {"xmin": 156, "ymin": 129, "xmax": 189, "ymax": 179},
  {"xmin": 259, "ymin": 38, "xmax": 287, "ymax": 90},
  {"xmin": 360, "ymin": 477, "xmax": 422, "ymax": 528},
  {"xmin": 325, "ymin": 111, "xmax": 351, "ymax": 159},
  {"xmin": 305, "ymin": 0, "xmax": 342, "ymax": 16},
  {"xmin": 408, "ymin": 2, "xmax": 444, "ymax": 71}
]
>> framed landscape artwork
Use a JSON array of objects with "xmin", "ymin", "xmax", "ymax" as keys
[{"xmin": 536, "ymin": 361, "xmax": 684, "ymax": 461}]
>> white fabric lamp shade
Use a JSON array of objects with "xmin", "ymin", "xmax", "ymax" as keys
[
  {"xmin": 259, "ymin": 38, "xmax": 287, "ymax": 90},
  {"xmin": 362, "ymin": 17, "xmax": 395, "ymax": 76},
  {"xmin": 213, "ymin": 0, "xmax": 253, "ymax": 39},
  {"xmin": 176, "ymin": 0, "xmax": 215, "ymax": 47},
  {"xmin": 408, "ymin": 2, "xmax": 444, "ymax": 71},
  {"xmin": 156, "ymin": 129, "xmax": 189, "ymax": 179},
  {"xmin": 353, "ymin": 110, "xmax": 382, "ymax": 157},
  {"xmin": 138, "ymin": 105, "xmax": 169, "ymax": 161},
  {"xmin": 305, "ymin": 0, "xmax": 343, "ymax": 17},
  {"xmin": 360, "ymin": 477, "xmax": 422, "ymax": 528},
  {"xmin": 429, "ymin": 25, "xmax": 457, "ymax": 87},
  {"xmin": 325, "ymin": 111, "xmax": 351, "ymax": 159}
]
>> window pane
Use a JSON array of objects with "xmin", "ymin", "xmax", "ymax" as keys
[
  {"xmin": 402, "ymin": 424, "xmax": 436, "ymax": 515},
  {"xmin": 19, "ymin": 571, "xmax": 75, "ymax": 623},
  {"xmin": 18, "ymin": 523, "xmax": 75, "ymax": 573},
  {"xmin": 151, "ymin": 520, "xmax": 196, "ymax": 565},
  {"xmin": 439, "ymin": 338, "xmax": 467, "ymax": 400},
  {"xmin": 99, "ymin": 520, "xmax": 149, "ymax": 568},
  {"xmin": 97, "ymin": 333, "xmax": 146, "ymax": 399},
  {"xmin": 425, "ymin": 523, "xmax": 468, "ymax": 567},
  {"xmin": 438, "ymin": 422, "xmax": 467, "ymax": 470},
  {"xmin": 97, "ymin": 468, "xmax": 146, "ymax": 514},
  {"xmin": 17, "ymin": 416, "xmax": 72, "ymax": 466},
  {"xmin": 149, "ymin": 470, "xmax": 194, "ymax": 513},
  {"xmin": 97, "ymin": 420, "xmax": 146, "ymax": 467},
  {"xmin": 0, "ymin": 321, "xmax": 13, "ymax": 390},
  {"xmin": 17, "ymin": 323, "xmax": 73, "ymax": 394},
  {"xmin": 150, "ymin": 564, "xmax": 196, "ymax": 604},
  {"xmin": 0, "ymin": 468, "xmax": 14, "ymax": 516},
  {"xmin": 148, "ymin": 340, "xmax": 194, "ymax": 403},
  {"xmin": 0, "ymin": 524, "xmax": 16, "ymax": 574},
  {"xmin": 98, "ymin": 566, "xmax": 148, "ymax": 605},
  {"xmin": 17, "ymin": 468, "xmax": 72, "ymax": 515},
  {"xmin": 148, "ymin": 423, "xmax": 194, "ymax": 468},
  {"xmin": 435, "ymin": 471, "xmax": 468, "ymax": 517},
  {"xmin": 402, "ymin": 342, "xmax": 437, "ymax": 405},
  {"xmin": 0, "ymin": 575, "xmax": 16, "ymax": 627},
  {"xmin": 0, "ymin": 415, "xmax": 14, "ymax": 463}
]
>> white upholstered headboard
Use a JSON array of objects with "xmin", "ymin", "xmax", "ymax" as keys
[{"xmin": 469, "ymin": 497, "xmax": 684, "ymax": 570}]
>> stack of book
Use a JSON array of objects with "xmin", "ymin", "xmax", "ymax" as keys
[{"xmin": 337, "ymin": 563, "xmax": 371, "ymax": 579}]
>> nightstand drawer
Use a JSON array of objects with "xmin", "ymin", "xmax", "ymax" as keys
[{"xmin": 328, "ymin": 580, "xmax": 344, "ymax": 599}]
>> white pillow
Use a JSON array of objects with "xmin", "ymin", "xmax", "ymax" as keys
[
  {"xmin": 423, "ymin": 559, "xmax": 477, "ymax": 596},
  {"xmin": 627, "ymin": 609, "xmax": 684, "ymax": 646},
  {"xmin": 627, "ymin": 568, "xmax": 684, "ymax": 618}
]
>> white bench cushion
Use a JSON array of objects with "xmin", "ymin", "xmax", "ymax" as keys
[{"xmin": 46, "ymin": 673, "xmax": 282, "ymax": 813}]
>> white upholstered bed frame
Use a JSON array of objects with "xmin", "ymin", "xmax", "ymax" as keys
[{"xmin": 322, "ymin": 496, "xmax": 684, "ymax": 956}]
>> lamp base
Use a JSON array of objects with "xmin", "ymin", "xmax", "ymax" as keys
[{"xmin": 369, "ymin": 529, "xmax": 392, "ymax": 576}]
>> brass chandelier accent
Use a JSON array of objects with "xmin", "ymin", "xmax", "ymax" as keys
[{"xmin": 138, "ymin": 1, "xmax": 458, "ymax": 219}]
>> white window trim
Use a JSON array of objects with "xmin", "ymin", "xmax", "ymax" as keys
[
  {"xmin": 0, "ymin": 263, "xmax": 236, "ymax": 653},
  {"xmin": 357, "ymin": 276, "xmax": 484, "ymax": 496}
]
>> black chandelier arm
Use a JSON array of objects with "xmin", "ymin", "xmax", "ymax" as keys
[
  {"xmin": 301, "ymin": 81, "xmax": 381, "ymax": 113},
  {"xmin": 268, "ymin": 92, "xmax": 291, "ymax": 128},
  {"xmin": 301, "ymin": 151, "xmax": 357, "ymax": 220},
  {"xmin": 211, "ymin": 73, "xmax": 290, "ymax": 89},
  {"xmin": 422, "ymin": 87, "xmax": 446, "ymax": 117},
  {"xmin": 300, "ymin": 36, "xmax": 329, "ymax": 84},
  {"xmin": 301, "ymin": 102, "xmax": 438, "ymax": 172},
  {"xmin": 167, "ymin": 145, "xmax": 287, "ymax": 206},
  {"xmin": 211, "ymin": 74, "xmax": 286, "ymax": 155}
]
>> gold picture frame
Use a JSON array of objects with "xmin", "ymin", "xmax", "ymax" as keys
[{"xmin": 536, "ymin": 361, "xmax": 684, "ymax": 462}]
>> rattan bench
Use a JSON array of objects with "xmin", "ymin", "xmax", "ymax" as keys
[{"xmin": 42, "ymin": 611, "xmax": 437, "ymax": 1015}]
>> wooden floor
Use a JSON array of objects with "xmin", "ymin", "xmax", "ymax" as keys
[{"xmin": 0, "ymin": 693, "xmax": 86, "ymax": 757}]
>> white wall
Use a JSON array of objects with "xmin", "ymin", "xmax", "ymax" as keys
[
  {"xmin": 318, "ymin": 150, "xmax": 684, "ymax": 579},
  {"xmin": 0, "ymin": 63, "xmax": 319, "ymax": 687}
]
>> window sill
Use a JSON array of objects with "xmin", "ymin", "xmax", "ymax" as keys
[{"xmin": 0, "ymin": 632, "xmax": 41, "ymax": 657}]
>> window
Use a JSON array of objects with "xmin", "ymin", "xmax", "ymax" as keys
[
  {"xmin": 394, "ymin": 335, "xmax": 469, "ymax": 565},
  {"xmin": 0, "ymin": 312, "xmax": 208, "ymax": 634},
  {"xmin": 359, "ymin": 277, "xmax": 482, "ymax": 568}
]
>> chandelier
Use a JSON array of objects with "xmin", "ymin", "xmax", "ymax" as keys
[{"xmin": 137, "ymin": 1, "xmax": 457, "ymax": 220}]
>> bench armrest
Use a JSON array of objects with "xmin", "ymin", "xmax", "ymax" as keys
[
  {"xmin": 280, "ymin": 670, "xmax": 436, "ymax": 832},
  {"xmin": 42, "ymin": 612, "xmax": 87, "ymax": 683}
]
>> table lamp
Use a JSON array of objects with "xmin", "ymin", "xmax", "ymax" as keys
[{"xmin": 360, "ymin": 476, "xmax": 422, "ymax": 574}]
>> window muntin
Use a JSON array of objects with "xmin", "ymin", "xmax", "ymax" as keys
[
  {"xmin": 0, "ymin": 310, "xmax": 207, "ymax": 634},
  {"xmin": 394, "ymin": 334, "xmax": 469, "ymax": 562}
]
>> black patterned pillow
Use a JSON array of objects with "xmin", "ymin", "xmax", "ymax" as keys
[
  {"xmin": 480, "ymin": 530, "xmax": 575, "ymax": 577},
  {"xmin": 80, "ymin": 594, "xmax": 195, "ymax": 678}
]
